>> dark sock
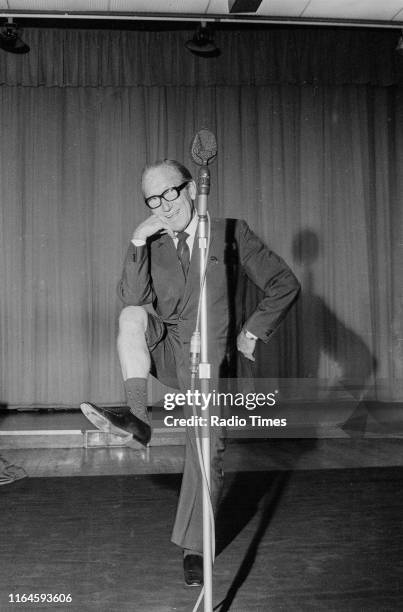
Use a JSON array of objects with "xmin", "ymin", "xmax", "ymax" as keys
[
  {"xmin": 124, "ymin": 377, "xmax": 150, "ymax": 426},
  {"xmin": 183, "ymin": 549, "xmax": 203, "ymax": 558}
]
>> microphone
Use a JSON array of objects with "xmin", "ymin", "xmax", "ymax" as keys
[
  {"xmin": 190, "ymin": 129, "xmax": 217, "ymax": 166},
  {"xmin": 190, "ymin": 129, "xmax": 217, "ymax": 206}
]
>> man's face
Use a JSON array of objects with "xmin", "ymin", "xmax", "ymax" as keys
[{"xmin": 142, "ymin": 166, "xmax": 196, "ymax": 233}]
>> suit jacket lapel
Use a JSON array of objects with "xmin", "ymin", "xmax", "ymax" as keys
[
  {"xmin": 153, "ymin": 233, "xmax": 186, "ymax": 293},
  {"xmin": 180, "ymin": 221, "xmax": 216, "ymax": 311},
  {"xmin": 152, "ymin": 223, "xmax": 217, "ymax": 316}
]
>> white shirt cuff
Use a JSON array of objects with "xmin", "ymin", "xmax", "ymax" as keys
[{"xmin": 243, "ymin": 329, "xmax": 258, "ymax": 340}]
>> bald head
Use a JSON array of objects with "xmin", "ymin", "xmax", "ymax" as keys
[{"xmin": 141, "ymin": 159, "xmax": 193, "ymax": 194}]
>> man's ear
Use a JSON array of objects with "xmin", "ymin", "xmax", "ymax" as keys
[{"xmin": 188, "ymin": 180, "xmax": 197, "ymax": 200}]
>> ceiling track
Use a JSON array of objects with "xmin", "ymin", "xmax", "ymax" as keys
[{"xmin": 0, "ymin": 11, "xmax": 402, "ymax": 29}]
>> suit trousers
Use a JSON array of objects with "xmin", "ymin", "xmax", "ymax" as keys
[{"xmin": 145, "ymin": 311, "xmax": 225, "ymax": 553}]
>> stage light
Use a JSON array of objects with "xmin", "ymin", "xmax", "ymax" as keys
[
  {"xmin": 185, "ymin": 22, "xmax": 220, "ymax": 58},
  {"xmin": 0, "ymin": 18, "xmax": 30, "ymax": 54},
  {"xmin": 396, "ymin": 30, "xmax": 403, "ymax": 56}
]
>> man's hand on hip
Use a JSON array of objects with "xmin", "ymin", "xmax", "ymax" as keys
[{"xmin": 237, "ymin": 330, "xmax": 257, "ymax": 362}]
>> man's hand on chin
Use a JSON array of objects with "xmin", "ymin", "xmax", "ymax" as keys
[
  {"xmin": 236, "ymin": 329, "xmax": 257, "ymax": 362},
  {"xmin": 132, "ymin": 215, "xmax": 175, "ymax": 243}
]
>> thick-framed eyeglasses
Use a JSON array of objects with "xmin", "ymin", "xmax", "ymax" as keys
[{"xmin": 145, "ymin": 181, "xmax": 190, "ymax": 209}]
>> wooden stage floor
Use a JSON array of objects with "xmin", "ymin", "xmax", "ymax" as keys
[{"xmin": 1, "ymin": 440, "xmax": 403, "ymax": 611}]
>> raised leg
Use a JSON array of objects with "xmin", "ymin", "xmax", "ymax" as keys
[{"xmin": 117, "ymin": 305, "xmax": 150, "ymax": 380}]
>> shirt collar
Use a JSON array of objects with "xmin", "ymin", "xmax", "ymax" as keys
[
  {"xmin": 174, "ymin": 211, "xmax": 198, "ymax": 240},
  {"xmin": 185, "ymin": 211, "xmax": 198, "ymax": 238}
]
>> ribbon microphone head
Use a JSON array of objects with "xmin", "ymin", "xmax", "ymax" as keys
[{"xmin": 190, "ymin": 129, "xmax": 218, "ymax": 166}]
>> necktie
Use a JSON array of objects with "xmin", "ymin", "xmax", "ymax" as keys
[{"xmin": 176, "ymin": 231, "xmax": 190, "ymax": 277}]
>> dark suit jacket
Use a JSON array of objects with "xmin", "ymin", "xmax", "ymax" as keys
[{"xmin": 118, "ymin": 218, "xmax": 300, "ymax": 377}]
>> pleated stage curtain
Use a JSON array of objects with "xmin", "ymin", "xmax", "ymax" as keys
[{"xmin": 0, "ymin": 27, "xmax": 402, "ymax": 406}]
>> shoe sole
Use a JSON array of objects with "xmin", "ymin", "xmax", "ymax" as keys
[{"xmin": 80, "ymin": 403, "xmax": 132, "ymax": 440}]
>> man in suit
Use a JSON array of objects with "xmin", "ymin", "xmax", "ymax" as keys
[{"xmin": 81, "ymin": 159, "xmax": 300, "ymax": 586}]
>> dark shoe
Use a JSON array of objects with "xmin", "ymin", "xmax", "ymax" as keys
[
  {"xmin": 80, "ymin": 402, "xmax": 151, "ymax": 447},
  {"xmin": 183, "ymin": 554, "xmax": 203, "ymax": 587}
]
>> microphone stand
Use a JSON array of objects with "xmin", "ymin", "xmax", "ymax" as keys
[{"xmin": 196, "ymin": 164, "xmax": 213, "ymax": 612}]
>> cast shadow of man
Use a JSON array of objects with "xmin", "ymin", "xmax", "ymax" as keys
[
  {"xmin": 290, "ymin": 229, "xmax": 378, "ymax": 434},
  {"xmin": 215, "ymin": 228, "xmax": 377, "ymax": 611}
]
